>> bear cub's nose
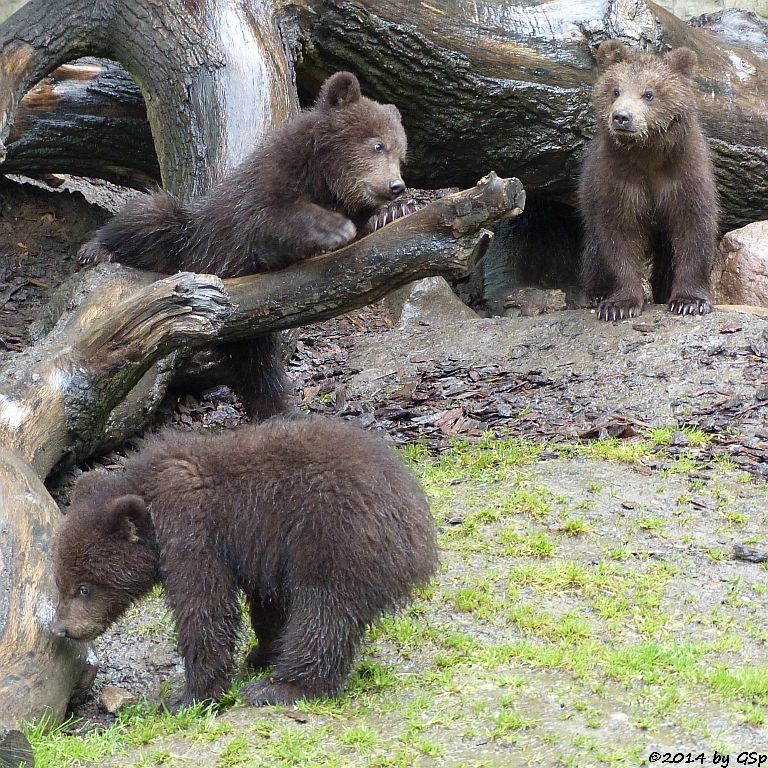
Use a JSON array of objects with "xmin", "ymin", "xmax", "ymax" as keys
[
  {"xmin": 612, "ymin": 110, "xmax": 632, "ymax": 128},
  {"xmin": 389, "ymin": 179, "xmax": 406, "ymax": 197},
  {"xmin": 50, "ymin": 622, "xmax": 67, "ymax": 638}
]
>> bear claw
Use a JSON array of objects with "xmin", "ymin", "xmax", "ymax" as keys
[
  {"xmin": 667, "ymin": 297, "xmax": 711, "ymax": 316},
  {"xmin": 597, "ymin": 300, "xmax": 643, "ymax": 322},
  {"xmin": 77, "ymin": 242, "xmax": 114, "ymax": 265}
]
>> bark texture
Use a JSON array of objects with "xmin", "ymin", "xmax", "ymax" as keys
[
  {"xmin": 5, "ymin": 60, "xmax": 159, "ymax": 189},
  {"xmin": 0, "ymin": 0, "xmax": 297, "ymax": 197}
]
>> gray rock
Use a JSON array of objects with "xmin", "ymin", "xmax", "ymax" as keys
[
  {"xmin": 714, "ymin": 221, "xmax": 768, "ymax": 306},
  {"xmin": 389, "ymin": 277, "xmax": 479, "ymax": 328},
  {"xmin": 99, "ymin": 685, "xmax": 137, "ymax": 714}
]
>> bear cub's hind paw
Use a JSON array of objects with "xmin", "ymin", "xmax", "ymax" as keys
[
  {"xmin": 241, "ymin": 679, "xmax": 317, "ymax": 707},
  {"xmin": 161, "ymin": 690, "xmax": 215, "ymax": 715},
  {"xmin": 308, "ymin": 213, "xmax": 357, "ymax": 253},
  {"xmin": 597, "ymin": 298, "xmax": 644, "ymax": 321},
  {"xmin": 667, "ymin": 296, "xmax": 712, "ymax": 316},
  {"xmin": 244, "ymin": 644, "xmax": 276, "ymax": 671}
]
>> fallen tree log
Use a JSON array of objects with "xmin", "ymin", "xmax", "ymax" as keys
[
  {"xmin": 0, "ymin": 173, "xmax": 524, "ymax": 727},
  {"xmin": 1, "ymin": 1, "xmax": 765, "ymax": 226},
  {"xmin": 4, "ymin": 60, "xmax": 159, "ymax": 189},
  {"xmin": 293, "ymin": 0, "xmax": 767, "ymax": 229}
]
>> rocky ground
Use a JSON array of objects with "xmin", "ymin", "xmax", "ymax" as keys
[{"xmin": 2, "ymin": 177, "xmax": 768, "ymax": 766}]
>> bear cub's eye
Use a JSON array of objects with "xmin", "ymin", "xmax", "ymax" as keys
[
  {"xmin": 76, "ymin": 584, "xmax": 91, "ymax": 599},
  {"xmin": 612, "ymin": 87, "xmax": 620, "ymax": 99},
  {"xmin": 373, "ymin": 141, "xmax": 385, "ymax": 153},
  {"xmin": 643, "ymin": 90, "xmax": 654, "ymax": 102}
]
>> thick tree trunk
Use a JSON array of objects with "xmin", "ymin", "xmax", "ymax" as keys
[
  {"xmin": 2, "ymin": 1, "xmax": 765, "ymax": 227},
  {"xmin": 0, "ymin": 0, "xmax": 296, "ymax": 197},
  {"xmin": 0, "ymin": 174, "xmax": 523, "ymax": 728}
]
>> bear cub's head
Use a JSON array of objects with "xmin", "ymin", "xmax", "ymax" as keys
[
  {"xmin": 592, "ymin": 40, "xmax": 699, "ymax": 144},
  {"xmin": 312, "ymin": 72, "xmax": 407, "ymax": 215},
  {"xmin": 51, "ymin": 471, "xmax": 158, "ymax": 642}
]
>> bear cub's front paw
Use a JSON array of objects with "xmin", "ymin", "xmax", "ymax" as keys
[
  {"xmin": 308, "ymin": 213, "xmax": 357, "ymax": 253},
  {"xmin": 597, "ymin": 297, "xmax": 644, "ymax": 321},
  {"xmin": 667, "ymin": 296, "xmax": 712, "ymax": 315}
]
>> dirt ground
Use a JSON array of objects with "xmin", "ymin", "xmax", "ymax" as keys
[{"xmin": 2, "ymin": 177, "xmax": 768, "ymax": 766}]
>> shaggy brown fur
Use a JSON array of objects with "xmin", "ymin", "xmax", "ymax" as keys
[
  {"xmin": 578, "ymin": 40, "xmax": 718, "ymax": 321},
  {"xmin": 51, "ymin": 417, "xmax": 438, "ymax": 708},
  {"xmin": 78, "ymin": 72, "xmax": 407, "ymax": 416}
]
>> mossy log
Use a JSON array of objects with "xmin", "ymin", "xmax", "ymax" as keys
[{"xmin": 0, "ymin": 174, "xmax": 524, "ymax": 728}]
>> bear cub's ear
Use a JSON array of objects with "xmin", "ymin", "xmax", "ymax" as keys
[
  {"xmin": 595, "ymin": 40, "xmax": 630, "ymax": 70},
  {"xmin": 317, "ymin": 71, "xmax": 362, "ymax": 110},
  {"xmin": 664, "ymin": 47, "xmax": 698, "ymax": 78},
  {"xmin": 105, "ymin": 495, "xmax": 149, "ymax": 543}
]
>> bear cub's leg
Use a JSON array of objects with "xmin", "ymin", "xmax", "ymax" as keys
[
  {"xmin": 162, "ymin": 555, "xmax": 243, "ymax": 710},
  {"xmin": 663, "ymin": 198, "xmax": 715, "ymax": 316},
  {"xmin": 244, "ymin": 595, "xmax": 285, "ymax": 671},
  {"xmin": 270, "ymin": 202, "xmax": 358, "ymax": 256},
  {"xmin": 241, "ymin": 589, "xmax": 364, "ymax": 706},
  {"xmin": 595, "ymin": 229, "xmax": 648, "ymax": 321}
]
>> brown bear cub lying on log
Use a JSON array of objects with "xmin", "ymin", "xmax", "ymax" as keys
[
  {"xmin": 78, "ymin": 72, "xmax": 408, "ymax": 418},
  {"xmin": 52, "ymin": 417, "xmax": 438, "ymax": 708},
  {"xmin": 578, "ymin": 40, "xmax": 718, "ymax": 321}
]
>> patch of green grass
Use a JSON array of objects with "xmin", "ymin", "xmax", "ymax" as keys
[
  {"xmin": 556, "ymin": 437, "xmax": 656, "ymax": 464},
  {"xmin": 339, "ymin": 725, "xmax": 378, "ymax": 753},
  {"xmin": 708, "ymin": 666, "xmax": 768, "ymax": 702},
  {"xmin": 498, "ymin": 529, "xmax": 556, "ymax": 558},
  {"xmin": 721, "ymin": 508, "xmax": 748, "ymax": 526},
  {"xmin": 25, "ymin": 700, "xmax": 231, "ymax": 768},
  {"xmin": 637, "ymin": 515, "xmax": 668, "ymax": 533},
  {"xmin": 559, "ymin": 515, "xmax": 591, "ymax": 536},
  {"xmin": 648, "ymin": 425, "xmax": 711, "ymax": 448},
  {"xmin": 217, "ymin": 734, "xmax": 252, "ymax": 766}
]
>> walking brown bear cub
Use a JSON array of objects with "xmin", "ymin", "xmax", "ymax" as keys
[
  {"xmin": 51, "ymin": 417, "xmax": 438, "ymax": 708},
  {"xmin": 579, "ymin": 40, "xmax": 718, "ymax": 321},
  {"xmin": 78, "ymin": 72, "xmax": 408, "ymax": 417}
]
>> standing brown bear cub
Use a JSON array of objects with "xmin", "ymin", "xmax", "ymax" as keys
[
  {"xmin": 52, "ymin": 417, "xmax": 438, "ymax": 708},
  {"xmin": 579, "ymin": 40, "xmax": 718, "ymax": 321},
  {"xmin": 78, "ymin": 72, "xmax": 407, "ymax": 418}
]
